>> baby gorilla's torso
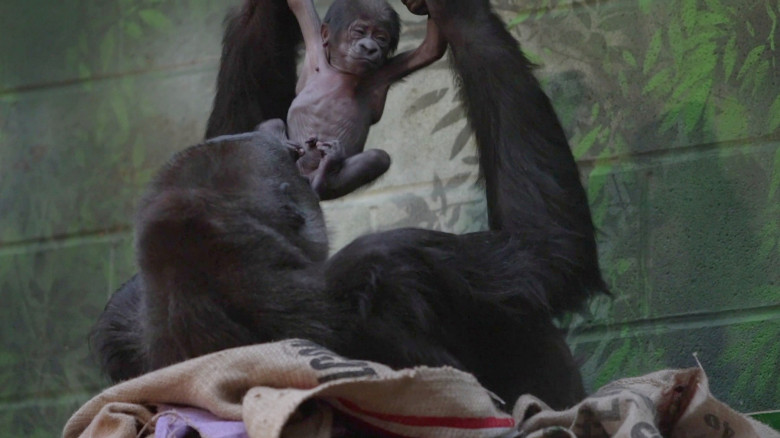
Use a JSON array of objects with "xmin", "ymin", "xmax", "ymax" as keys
[{"xmin": 286, "ymin": 69, "xmax": 373, "ymax": 176}]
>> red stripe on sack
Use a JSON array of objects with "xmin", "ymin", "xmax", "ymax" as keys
[
  {"xmin": 335, "ymin": 410, "xmax": 412, "ymax": 438},
  {"xmin": 336, "ymin": 398, "xmax": 516, "ymax": 429}
]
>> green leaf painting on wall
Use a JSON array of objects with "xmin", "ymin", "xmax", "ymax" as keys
[
  {"xmin": 0, "ymin": 1, "xmax": 233, "ymax": 436},
  {"xmin": 505, "ymin": 0, "xmax": 779, "ymax": 409}
]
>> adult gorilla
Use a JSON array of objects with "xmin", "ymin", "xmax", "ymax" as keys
[{"xmin": 91, "ymin": 0, "xmax": 607, "ymax": 410}]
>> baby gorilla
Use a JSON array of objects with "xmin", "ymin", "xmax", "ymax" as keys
[{"xmin": 286, "ymin": 0, "xmax": 446, "ymax": 199}]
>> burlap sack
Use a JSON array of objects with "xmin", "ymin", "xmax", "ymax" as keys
[
  {"xmin": 63, "ymin": 339, "xmax": 514, "ymax": 438},
  {"xmin": 64, "ymin": 340, "xmax": 779, "ymax": 438},
  {"xmin": 513, "ymin": 368, "xmax": 779, "ymax": 438}
]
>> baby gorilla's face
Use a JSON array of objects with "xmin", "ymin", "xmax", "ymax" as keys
[{"xmin": 326, "ymin": 18, "xmax": 392, "ymax": 75}]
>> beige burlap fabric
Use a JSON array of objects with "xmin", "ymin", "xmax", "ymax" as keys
[
  {"xmin": 513, "ymin": 368, "xmax": 779, "ymax": 438},
  {"xmin": 63, "ymin": 339, "xmax": 513, "ymax": 437},
  {"xmin": 64, "ymin": 340, "xmax": 779, "ymax": 438}
]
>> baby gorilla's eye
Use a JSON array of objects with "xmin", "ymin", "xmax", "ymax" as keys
[
  {"xmin": 374, "ymin": 33, "xmax": 390, "ymax": 48},
  {"xmin": 351, "ymin": 27, "xmax": 366, "ymax": 37}
]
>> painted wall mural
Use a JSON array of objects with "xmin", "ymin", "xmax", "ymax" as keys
[{"xmin": 0, "ymin": 0, "xmax": 777, "ymax": 435}]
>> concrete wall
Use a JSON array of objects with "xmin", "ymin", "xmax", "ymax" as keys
[{"xmin": 1, "ymin": 0, "xmax": 778, "ymax": 435}]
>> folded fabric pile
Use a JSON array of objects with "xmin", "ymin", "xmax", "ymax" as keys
[{"xmin": 63, "ymin": 339, "xmax": 778, "ymax": 438}]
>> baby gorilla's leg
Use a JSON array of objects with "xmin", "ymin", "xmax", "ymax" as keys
[
  {"xmin": 309, "ymin": 140, "xmax": 346, "ymax": 197},
  {"xmin": 312, "ymin": 144, "xmax": 390, "ymax": 200},
  {"xmin": 315, "ymin": 140, "xmax": 347, "ymax": 173}
]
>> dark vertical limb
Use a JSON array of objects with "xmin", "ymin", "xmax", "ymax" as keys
[
  {"xmin": 205, "ymin": 0, "xmax": 302, "ymax": 138},
  {"xmin": 428, "ymin": 0, "xmax": 607, "ymax": 311}
]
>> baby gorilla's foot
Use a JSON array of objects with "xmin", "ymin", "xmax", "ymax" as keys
[
  {"xmin": 308, "ymin": 140, "xmax": 346, "ymax": 198},
  {"xmin": 296, "ymin": 137, "xmax": 324, "ymax": 175},
  {"xmin": 316, "ymin": 140, "xmax": 346, "ymax": 174}
]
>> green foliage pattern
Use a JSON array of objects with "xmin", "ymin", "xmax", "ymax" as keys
[{"xmin": 498, "ymin": 0, "xmax": 779, "ymax": 410}]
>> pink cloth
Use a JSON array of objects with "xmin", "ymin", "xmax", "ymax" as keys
[{"xmin": 155, "ymin": 405, "xmax": 248, "ymax": 438}]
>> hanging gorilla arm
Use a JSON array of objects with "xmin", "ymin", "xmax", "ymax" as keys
[
  {"xmin": 421, "ymin": 0, "xmax": 607, "ymax": 310},
  {"xmin": 204, "ymin": 0, "xmax": 302, "ymax": 138}
]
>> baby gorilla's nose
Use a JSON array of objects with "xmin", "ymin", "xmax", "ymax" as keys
[{"xmin": 358, "ymin": 39, "xmax": 381, "ymax": 61}]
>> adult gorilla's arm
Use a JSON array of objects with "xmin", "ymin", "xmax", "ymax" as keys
[
  {"xmin": 431, "ymin": 0, "xmax": 607, "ymax": 311},
  {"xmin": 205, "ymin": 0, "xmax": 302, "ymax": 138}
]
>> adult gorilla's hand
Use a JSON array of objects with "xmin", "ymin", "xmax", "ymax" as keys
[{"xmin": 402, "ymin": 0, "xmax": 428, "ymax": 16}]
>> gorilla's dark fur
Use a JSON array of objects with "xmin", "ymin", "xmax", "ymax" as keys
[{"xmin": 91, "ymin": 0, "xmax": 607, "ymax": 409}]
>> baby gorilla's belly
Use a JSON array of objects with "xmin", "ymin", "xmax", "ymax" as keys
[{"xmin": 286, "ymin": 95, "xmax": 371, "ymax": 156}]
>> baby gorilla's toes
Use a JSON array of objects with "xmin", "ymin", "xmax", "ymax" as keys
[
  {"xmin": 316, "ymin": 141, "xmax": 344, "ymax": 158},
  {"xmin": 316, "ymin": 141, "xmax": 346, "ymax": 173}
]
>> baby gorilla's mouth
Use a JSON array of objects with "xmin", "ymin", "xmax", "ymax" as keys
[{"xmin": 351, "ymin": 55, "xmax": 379, "ymax": 66}]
